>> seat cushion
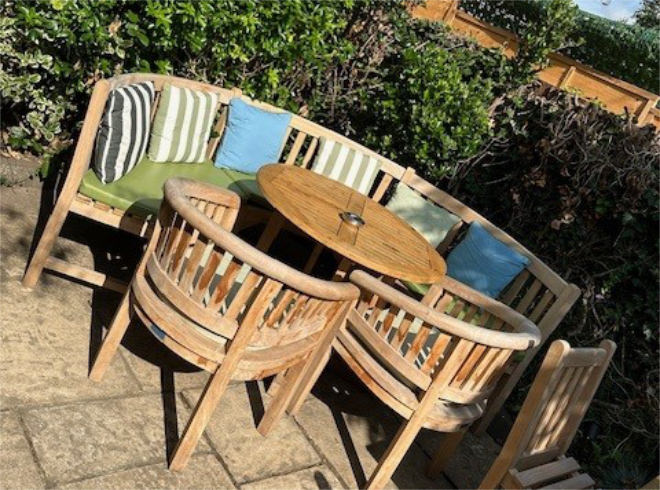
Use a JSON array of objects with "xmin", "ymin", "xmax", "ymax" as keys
[
  {"xmin": 447, "ymin": 222, "xmax": 530, "ymax": 298},
  {"xmin": 79, "ymin": 157, "xmax": 247, "ymax": 217},
  {"xmin": 220, "ymin": 168, "xmax": 267, "ymax": 205},
  {"xmin": 214, "ymin": 98, "xmax": 292, "ymax": 173},
  {"xmin": 401, "ymin": 280, "xmax": 430, "ymax": 297}
]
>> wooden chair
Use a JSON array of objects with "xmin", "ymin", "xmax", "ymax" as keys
[
  {"xmin": 331, "ymin": 270, "xmax": 541, "ymax": 489},
  {"xmin": 396, "ymin": 172, "xmax": 582, "ymax": 434},
  {"xmin": 479, "ymin": 339, "xmax": 616, "ymax": 489},
  {"xmin": 88, "ymin": 177, "xmax": 360, "ymax": 471}
]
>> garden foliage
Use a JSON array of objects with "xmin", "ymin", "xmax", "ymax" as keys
[
  {"xmin": 462, "ymin": 0, "xmax": 660, "ymax": 94},
  {"xmin": 452, "ymin": 85, "xmax": 660, "ymax": 487},
  {"xmin": 2, "ymin": 0, "xmax": 659, "ymax": 486}
]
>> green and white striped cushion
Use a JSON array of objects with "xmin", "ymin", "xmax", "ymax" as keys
[
  {"xmin": 147, "ymin": 84, "xmax": 219, "ymax": 163},
  {"xmin": 311, "ymin": 137, "xmax": 382, "ymax": 195}
]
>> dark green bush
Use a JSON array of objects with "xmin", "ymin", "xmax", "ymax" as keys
[
  {"xmin": 449, "ymin": 85, "xmax": 659, "ymax": 487},
  {"xmin": 462, "ymin": 0, "xmax": 660, "ymax": 94}
]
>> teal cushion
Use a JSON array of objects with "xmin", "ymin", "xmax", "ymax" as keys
[
  {"xmin": 214, "ymin": 98, "xmax": 292, "ymax": 173},
  {"xmin": 79, "ymin": 157, "xmax": 247, "ymax": 217},
  {"xmin": 447, "ymin": 222, "xmax": 530, "ymax": 298},
  {"xmin": 386, "ymin": 183, "xmax": 460, "ymax": 248}
]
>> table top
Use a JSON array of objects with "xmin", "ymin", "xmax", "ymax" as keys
[{"xmin": 256, "ymin": 164, "xmax": 446, "ymax": 284}]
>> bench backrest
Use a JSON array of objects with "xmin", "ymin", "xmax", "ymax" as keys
[
  {"xmin": 104, "ymin": 73, "xmax": 408, "ymax": 202},
  {"xmin": 397, "ymin": 173, "xmax": 581, "ymax": 344}
]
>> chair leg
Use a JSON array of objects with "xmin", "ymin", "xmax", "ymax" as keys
[
  {"xmin": 366, "ymin": 415, "xmax": 427, "ymax": 489},
  {"xmin": 257, "ymin": 362, "xmax": 305, "ymax": 436},
  {"xmin": 266, "ymin": 370, "xmax": 287, "ymax": 398},
  {"xmin": 89, "ymin": 290, "xmax": 133, "ymax": 382},
  {"xmin": 426, "ymin": 428, "xmax": 467, "ymax": 479},
  {"xmin": 22, "ymin": 195, "xmax": 72, "ymax": 288},
  {"xmin": 286, "ymin": 347, "xmax": 331, "ymax": 416},
  {"xmin": 169, "ymin": 362, "xmax": 234, "ymax": 471},
  {"xmin": 478, "ymin": 454, "xmax": 509, "ymax": 490}
]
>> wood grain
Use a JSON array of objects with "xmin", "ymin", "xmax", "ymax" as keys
[{"xmin": 257, "ymin": 164, "xmax": 446, "ymax": 284}]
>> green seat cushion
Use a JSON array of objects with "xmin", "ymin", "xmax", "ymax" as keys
[
  {"xmin": 79, "ymin": 157, "xmax": 248, "ymax": 217},
  {"xmin": 220, "ymin": 168, "xmax": 269, "ymax": 207},
  {"xmin": 402, "ymin": 281, "xmax": 430, "ymax": 296}
]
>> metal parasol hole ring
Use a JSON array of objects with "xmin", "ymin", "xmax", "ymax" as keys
[{"xmin": 340, "ymin": 211, "xmax": 365, "ymax": 227}]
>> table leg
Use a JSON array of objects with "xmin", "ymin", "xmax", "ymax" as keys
[{"xmin": 256, "ymin": 212, "xmax": 285, "ymax": 252}]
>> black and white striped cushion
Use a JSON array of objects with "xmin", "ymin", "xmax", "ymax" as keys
[{"xmin": 93, "ymin": 82, "xmax": 155, "ymax": 184}]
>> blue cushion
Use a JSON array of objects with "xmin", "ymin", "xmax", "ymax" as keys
[
  {"xmin": 446, "ymin": 222, "xmax": 530, "ymax": 298},
  {"xmin": 214, "ymin": 98, "xmax": 292, "ymax": 173}
]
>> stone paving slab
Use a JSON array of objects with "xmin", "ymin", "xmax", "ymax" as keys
[
  {"xmin": 0, "ymin": 411, "xmax": 45, "ymax": 490},
  {"xmin": 0, "ymin": 187, "xmax": 142, "ymax": 409},
  {"xmin": 294, "ymin": 373, "xmax": 452, "ymax": 490},
  {"xmin": 182, "ymin": 383, "xmax": 321, "ymax": 484},
  {"xmin": 0, "ymin": 273, "xmax": 142, "ymax": 410},
  {"xmin": 22, "ymin": 393, "xmax": 210, "ymax": 485},
  {"xmin": 417, "ymin": 430, "xmax": 501, "ymax": 489},
  {"xmin": 57, "ymin": 454, "xmax": 234, "ymax": 489},
  {"xmin": 241, "ymin": 465, "xmax": 343, "ymax": 490}
]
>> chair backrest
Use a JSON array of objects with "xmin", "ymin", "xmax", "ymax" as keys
[
  {"xmin": 345, "ymin": 270, "xmax": 541, "ymax": 411},
  {"xmin": 134, "ymin": 177, "xmax": 359, "ymax": 378},
  {"xmin": 499, "ymin": 339, "xmax": 616, "ymax": 472}
]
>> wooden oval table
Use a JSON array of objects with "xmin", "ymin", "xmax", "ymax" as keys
[{"xmin": 256, "ymin": 164, "xmax": 446, "ymax": 284}]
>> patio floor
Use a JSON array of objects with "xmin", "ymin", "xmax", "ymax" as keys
[{"xmin": 0, "ymin": 178, "xmax": 502, "ymax": 489}]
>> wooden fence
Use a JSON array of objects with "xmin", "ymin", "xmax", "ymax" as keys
[{"xmin": 413, "ymin": 0, "xmax": 660, "ymax": 129}]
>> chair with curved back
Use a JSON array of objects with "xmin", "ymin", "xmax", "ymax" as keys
[
  {"xmin": 337, "ymin": 270, "xmax": 541, "ymax": 489},
  {"xmin": 88, "ymin": 177, "xmax": 360, "ymax": 471}
]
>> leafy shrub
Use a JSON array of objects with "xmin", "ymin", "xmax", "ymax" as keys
[
  {"xmin": 355, "ymin": 41, "xmax": 494, "ymax": 180},
  {"xmin": 449, "ymin": 84, "xmax": 659, "ymax": 486},
  {"xmin": 462, "ymin": 0, "xmax": 660, "ymax": 94},
  {"xmin": 1, "ymin": 0, "xmax": 407, "ymax": 153},
  {"xmin": 349, "ymin": 0, "xmax": 578, "ymax": 181}
]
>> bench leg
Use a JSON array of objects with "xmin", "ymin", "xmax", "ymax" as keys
[
  {"xmin": 89, "ymin": 289, "xmax": 133, "ymax": 382},
  {"xmin": 22, "ymin": 193, "xmax": 73, "ymax": 288}
]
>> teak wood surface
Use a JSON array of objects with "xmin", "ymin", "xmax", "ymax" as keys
[
  {"xmin": 478, "ymin": 339, "xmax": 616, "ymax": 489},
  {"xmin": 257, "ymin": 164, "xmax": 446, "ymax": 284}
]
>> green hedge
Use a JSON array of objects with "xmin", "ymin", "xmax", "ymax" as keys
[
  {"xmin": 462, "ymin": 0, "xmax": 660, "ymax": 95},
  {"xmin": 450, "ymin": 85, "xmax": 660, "ymax": 487}
]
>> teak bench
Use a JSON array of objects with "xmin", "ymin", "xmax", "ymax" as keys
[{"xmin": 22, "ymin": 73, "xmax": 580, "ymax": 434}]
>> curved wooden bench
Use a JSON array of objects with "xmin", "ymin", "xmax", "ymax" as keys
[
  {"xmin": 22, "ymin": 72, "xmax": 580, "ymax": 434},
  {"xmin": 89, "ymin": 177, "xmax": 360, "ymax": 471}
]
